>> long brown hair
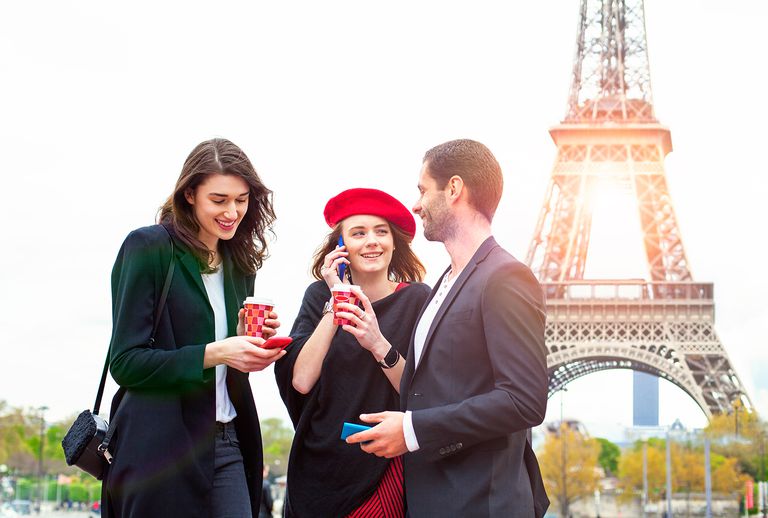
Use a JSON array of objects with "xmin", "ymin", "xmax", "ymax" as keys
[
  {"xmin": 311, "ymin": 222, "xmax": 425, "ymax": 283},
  {"xmin": 158, "ymin": 138, "xmax": 276, "ymax": 274}
]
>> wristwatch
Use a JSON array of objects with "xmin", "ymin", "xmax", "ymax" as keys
[
  {"xmin": 322, "ymin": 300, "xmax": 334, "ymax": 316},
  {"xmin": 378, "ymin": 345, "xmax": 400, "ymax": 369}
]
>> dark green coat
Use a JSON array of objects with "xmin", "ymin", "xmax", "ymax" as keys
[{"xmin": 102, "ymin": 224, "xmax": 263, "ymax": 517}]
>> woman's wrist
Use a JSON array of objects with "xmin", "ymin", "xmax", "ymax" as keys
[
  {"xmin": 203, "ymin": 341, "xmax": 223, "ymax": 369},
  {"xmin": 370, "ymin": 340, "xmax": 392, "ymax": 362}
]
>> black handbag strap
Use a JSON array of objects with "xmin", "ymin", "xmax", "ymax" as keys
[{"xmin": 92, "ymin": 227, "xmax": 176, "ymax": 415}]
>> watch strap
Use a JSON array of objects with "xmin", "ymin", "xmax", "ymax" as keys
[{"xmin": 378, "ymin": 345, "xmax": 400, "ymax": 369}]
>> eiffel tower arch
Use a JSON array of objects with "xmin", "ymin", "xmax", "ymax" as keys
[{"xmin": 526, "ymin": 0, "xmax": 751, "ymax": 418}]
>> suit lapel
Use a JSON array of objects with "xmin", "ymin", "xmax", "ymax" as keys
[{"xmin": 408, "ymin": 237, "xmax": 500, "ymax": 382}]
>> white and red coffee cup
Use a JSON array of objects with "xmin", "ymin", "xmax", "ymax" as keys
[
  {"xmin": 331, "ymin": 284, "xmax": 360, "ymax": 327},
  {"xmin": 243, "ymin": 297, "xmax": 275, "ymax": 338}
]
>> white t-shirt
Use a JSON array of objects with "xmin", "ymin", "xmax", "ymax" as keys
[{"xmin": 201, "ymin": 266, "xmax": 238, "ymax": 423}]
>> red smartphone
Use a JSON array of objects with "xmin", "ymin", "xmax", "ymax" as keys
[{"xmin": 262, "ymin": 336, "xmax": 292, "ymax": 350}]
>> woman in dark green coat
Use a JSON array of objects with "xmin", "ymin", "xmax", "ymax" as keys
[{"xmin": 102, "ymin": 138, "xmax": 285, "ymax": 517}]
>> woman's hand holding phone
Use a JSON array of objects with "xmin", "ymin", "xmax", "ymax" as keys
[
  {"xmin": 204, "ymin": 335, "xmax": 285, "ymax": 373},
  {"xmin": 320, "ymin": 238, "xmax": 350, "ymax": 289}
]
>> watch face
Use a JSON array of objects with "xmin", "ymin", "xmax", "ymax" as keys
[{"xmin": 380, "ymin": 346, "xmax": 399, "ymax": 368}]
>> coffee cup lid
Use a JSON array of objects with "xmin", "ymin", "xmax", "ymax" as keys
[
  {"xmin": 332, "ymin": 284, "xmax": 359, "ymax": 291},
  {"xmin": 244, "ymin": 296, "xmax": 274, "ymax": 306}
]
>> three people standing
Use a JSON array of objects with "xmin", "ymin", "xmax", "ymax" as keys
[{"xmin": 100, "ymin": 137, "xmax": 548, "ymax": 517}]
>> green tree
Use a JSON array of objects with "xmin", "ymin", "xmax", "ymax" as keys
[
  {"xmin": 69, "ymin": 482, "xmax": 88, "ymax": 503},
  {"xmin": 0, "ymin": 404, "xmax": 36, "ymax": 474},
  {"xmin": 16, "ymin": 478, "xmax": 33, "ymax": 500},
  {"xmin": 260, "ymin": 418, "xmax": 294, "ymax": 477},
  {"xmin": 596, "ymin": 437, "xmax": 620, "ymax": 476},
  {"xmin": 0, "ymin": 404, "xmax": 81, "ymax": 477}
]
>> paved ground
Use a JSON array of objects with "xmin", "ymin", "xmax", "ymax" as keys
[
  {"xmin": 38, "ymin": 512, "xmax": 92, "ymax": 518},
  {"xmin": 0, "ymin": 508, "xmax": 93, "ymax": 517}
]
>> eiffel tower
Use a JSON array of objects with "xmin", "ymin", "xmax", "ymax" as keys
[{"xmin": 526, "ymin": 0, "xmax": 751, "ymax": 418}]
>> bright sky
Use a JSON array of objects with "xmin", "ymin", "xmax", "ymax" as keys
[{"xmin": 1, "ymin": 1, "xmax": 766, "ymax": 443}]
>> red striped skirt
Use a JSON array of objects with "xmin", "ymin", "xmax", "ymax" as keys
[{"xmin": 346, "ymin": 456, "xmax": 404, "ymax": 518}]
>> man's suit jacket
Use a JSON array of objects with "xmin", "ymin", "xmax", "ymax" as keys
[{"xmin": 400, "ymin": 236, "xmax": 549, "ymax": 517}]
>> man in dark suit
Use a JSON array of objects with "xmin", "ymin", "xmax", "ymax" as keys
[{"xmin": 347, "ymin": 139, "xmax": 550, "ymax": 517}]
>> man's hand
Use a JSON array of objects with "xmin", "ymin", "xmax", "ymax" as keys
[{"xmin": 346, "ymin": 411, "xmax": 408, "ymax": 458}]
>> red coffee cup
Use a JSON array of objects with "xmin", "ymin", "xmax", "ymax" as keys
[
  {"xmin": 332, "ymin": 284, "xmax": 359, "ymax": 327},
  {"xmin": 243, "ymin": 297, "xmax": 275, "ymax": 338}
]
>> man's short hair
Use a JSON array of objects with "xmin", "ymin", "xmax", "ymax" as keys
[{"xmin": 423, "ymin": 139, "xmax": 503, "ymax": 222}]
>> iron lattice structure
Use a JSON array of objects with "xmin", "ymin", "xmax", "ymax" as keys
[{"xmin": 526, "ymin": 0, "xmax": 749, "ymax": 417}]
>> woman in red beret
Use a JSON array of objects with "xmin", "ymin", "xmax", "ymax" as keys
[{"xmin": 274, "ymin": 188, "xmax": 431, "ymax": 518}]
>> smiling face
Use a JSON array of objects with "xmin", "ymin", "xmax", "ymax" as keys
[
  {"xmin": 341, "ymin": 214, "xmax": 394, "ymax": 278},
  {"xmin": 184, "ymin": 173, "xmax": 250, "ymax": 251},
  {"xmin": 413, "ymin": 163, "xmax": 457, "ymax": 242}
]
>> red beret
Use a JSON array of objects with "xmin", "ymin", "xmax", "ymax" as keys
[{"xmin": 324, "ymin": 188, "xmax": 416, "ymax": 240}]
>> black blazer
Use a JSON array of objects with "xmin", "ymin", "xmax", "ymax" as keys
[
  {"xmin": 400, "ymin": 237, "xmax": 550, "ymax": 517},
  {"xmin": 102, "ymin": 224, "xmax": 263, "ymax": 518}
]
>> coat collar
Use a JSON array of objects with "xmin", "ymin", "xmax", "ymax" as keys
[
  {"xmin": 164, "ymin": 223, "xmax": 208, "ymax": 302},
  {"xmin": 405, "ymin": 236, "xmax": 499, "ymax": 384},
  {"xmin": 162, "ymin": 223, "xmax": 243, "ymax": 334}
]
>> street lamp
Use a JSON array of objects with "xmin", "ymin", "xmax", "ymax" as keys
[
  {"xmin": 642, "ymin": 440, "xmax": 648, "ymax": 518},
  {"xmin": 760, "ymin": 429, "xmax": 767, "ymax": 518},
  {"xmin": 37, "ymin": 405, "xmax": 48, "ymax": 514},
  {"xmin": 727, "ymin": 390, "xmax": 744, "ymax": 439},
  {"xmin": 559, "ymin": 387, "xmax": 568, "ymax": 518}
]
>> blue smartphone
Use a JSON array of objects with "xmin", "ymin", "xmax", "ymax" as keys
[
  {"xmin": 340, "ymin": 422, "xmax": 371, "ymax": 441},
  {"xmin": 337, "ymin": 235, "xmax": 346, "ymax": 281}
]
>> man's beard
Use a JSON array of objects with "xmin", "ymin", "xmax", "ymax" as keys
[{"xmin": 423, "ymin": 200, "xmax": 457, "ymax": 242}]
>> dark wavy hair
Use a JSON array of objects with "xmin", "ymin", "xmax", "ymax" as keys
[
  {"xmin": 158, "ymin": 138, "xmax": 276, "ymax": 274},
  {"xmin": 311, "ymin": 222, "xmax": 425, "ymax": 283}
]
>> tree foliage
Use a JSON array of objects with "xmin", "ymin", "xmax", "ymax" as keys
[
  {"xmin": 596, "ymin": 437, "xmax": 620, "ymax": 476},
  {"xmin": 705, "ymin": 408, "xmax": 766, "ymax": 480},
  {"xmin": 260, "ymin": 417, "xmax": 294, "ymax": 477},
  {"xmin": 0, "ymin": 402, "xmax": 80, "ymax": 476},
  {"xmin": 618, "ymin": 438, "xmax": 749, "ymax": 500},
  {"xmin": 539, "ymin": 426, "xmax": 601, "ymax": 515},
  {"xmin": 618, "ymin": 441, "xmax": 667, "ymax": 502}
]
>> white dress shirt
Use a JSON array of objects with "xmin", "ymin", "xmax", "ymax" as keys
[{"xmin": 403, "ymin": 269, "xmax": 459, "ymax": 451}]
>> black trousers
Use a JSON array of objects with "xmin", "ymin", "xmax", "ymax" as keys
[{"xmin": 212, "ymin": 421, "xmax": 252, "ymax": 518}]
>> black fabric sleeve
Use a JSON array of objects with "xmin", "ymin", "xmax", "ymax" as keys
[
  {"xmin": 109, "ymin": 228, "xmax": 209, "ymax": 389},
  {"xmin": 274, "ymin": 281, "xmax": 330, "ymax": 428}
]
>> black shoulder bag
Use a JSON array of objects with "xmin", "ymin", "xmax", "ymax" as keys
[{"xmin": 61, "ymin": 231, "xmax": 176, "ymax": 480}]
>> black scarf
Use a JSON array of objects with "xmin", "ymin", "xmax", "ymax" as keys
[{"xmin": 275, "ymin": 280, "xmax": 431, "ymax": 517}]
